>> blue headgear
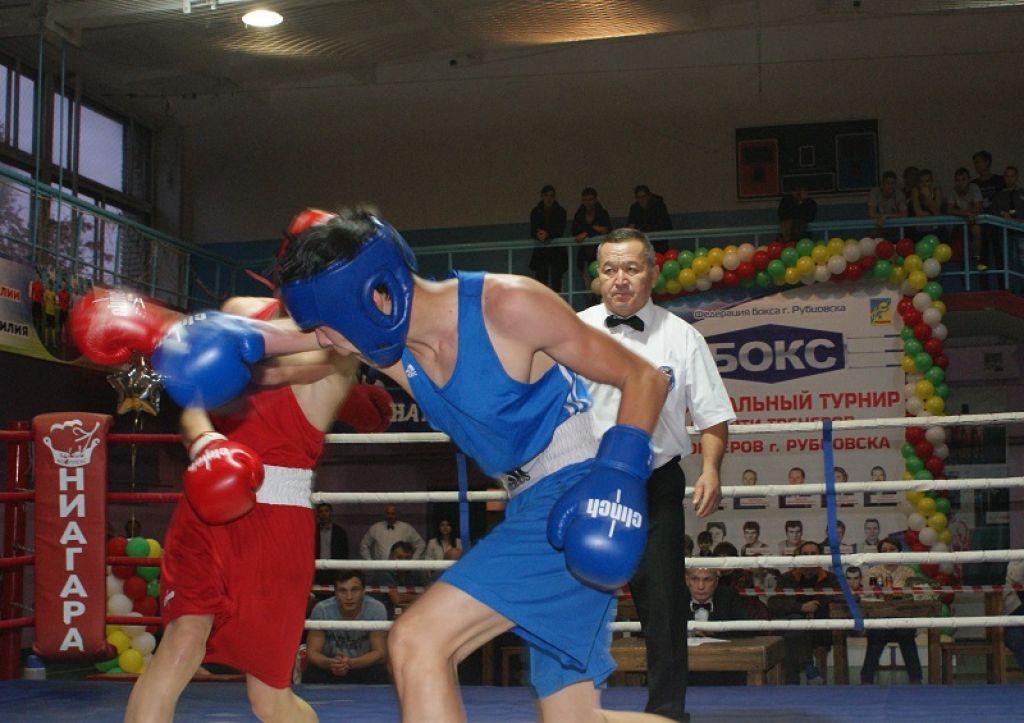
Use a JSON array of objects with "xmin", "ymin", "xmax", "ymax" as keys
[{"xmin": 281, "ymin": 217, "xmax": 417, "ymax": 367}]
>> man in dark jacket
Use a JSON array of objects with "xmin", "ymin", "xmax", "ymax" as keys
[
  {"xmin": 529, "ymin": 184, "xmax": 568, "ymax": 292},
  {"xmin": 314, "ymin": 502, "xmax": 350, "ymax": 587},
  {"xmin": 685, "ymin": 565, "xmax": 751, "ymax": 685},
  {"xmin": 627, "ymin": 185, "xmax": 673, "ymax": 252}
]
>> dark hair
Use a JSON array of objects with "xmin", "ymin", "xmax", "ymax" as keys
[
  {"xmin": 334, "ymin": 570, "xmax": 365, "ymax": 586},
  {"xmin": 433, "ymin": 517, "xmax": 457, "ymax": 543},
  {"xmin": 1007, "ymin": 165, "xmax": 1019, "ymax": 174},
  {"xmin": 785, "ymin": 520, "xmax": 803, "ymax": 532},
  {"xmin": 834, "ymin": 519, "xmax": 846, "ymax": 532},
  {"xmin": 316, "ymin": 502, "xmax": 333, "ymax": 512},
  {"xmin": 598, "ymin": 228, "xmax": 656, "ymax": 266},
  {"xmin": 634, "ymin": 184, "xmax": 651, "ymax": 195},
  {"xmin": 789, "ymin": 467, "xmax": 805, "ymax": 478},
  {"xmin": 707, "ymin": 521, "xmax": 727, "ymax": 536},
  {"xmin": 797, "ymin": 540, "xmax": 822, "ymax": 555},
  {"xmin": 903, "ymin": 166, "xmax": 919, "ymax": 177},
  {"xmin": 389, "ymin": 540, "xmax": 415, "ymax": 556},
  {"xmin": 954, "ymin": 167, "xmax": 970, "ymax": 178},
  {"xmin": 278, "ymin": 207, "xmax": 376, "ymax": 283},
  {"xmin": 878, "ymin": 536, "xmax": 902, "ymax": 553},
  {"xmin": 697, "ymin": 531, "xmax": 713, "ymax": 546},
  {"xmin": 973, "ymin": 150, "xmax": 992, "ymax": 164},
  {"xmin": 713, "ymin": 541, "xmax": 739, "ymax": 557},
  {"xmin": 919, "ymin": 168, "xmax": 933, "ymax": 178},
  {"xmin": 865, "ymin": 518, "xmax": 880, "ymax": 527},
  {"xmin": 845, "ymin": 566, "xmax": 862, "ymax": 576},
  {"xmin": 743, "ymin": 520, "xmax": 760, "ymax": 533},
  {"xmin": 540, "ymin": 184, "xmax": 555, "ymax": 195},
  {"xmin": 684, "ymin": 534, "xmax": 694, "ymax": 556},
  {"xmin": 882, "ymin": 170, "xmax": 898, "ymax": 181},
  {"xmin": 581, "ymin": 186, "xmax": 597, "ymax": 197}
]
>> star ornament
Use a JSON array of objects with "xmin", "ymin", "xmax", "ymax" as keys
[{"xmin": 107, "ymin": 355, "xmax": 162, "ymax": 416}]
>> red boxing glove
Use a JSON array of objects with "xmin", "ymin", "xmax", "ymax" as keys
[
  {"xmin": 184, "ymin": 434, "xmax": 264, "ymax": 525},
  {"xmin": 336, "ymin": 384, "xmax": 394, "ymax": 433},
  {"xmin": 70, "ymin": 288, "xmax": 179, "ymax": 365}
]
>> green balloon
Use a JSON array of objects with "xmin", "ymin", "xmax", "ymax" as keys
[
  {"xmin": 136, "ymin": 565, "xmax": 160, "ymax": 582},
  {"xmin": 695, "ymin": 247, "xmax": 709, "ymax": 257},
  {"xmin": 740, "ymin": 277, "xmax": 755, "ymax": 289},
  {"xmin": 904, "ymin": 339, "xmax": 923, "ymax": 356},
  {"xmin": 914, "ymin": 470, "xmax": 934, "ymax": 480},
  {"xmin": 588, "ymin": 260, "xmax": 599, "ymax": 278},
  {"xmin": 924, "ymin": 366, "xmax": 945, "ymax": 385},
  {"xmin": 108, "ymin": 666, "xmax": 124, "ymax": 674},
  {"xmin": 125, "ymin": 537, "xmax": 150, "ymax": 558},
  {"xmin": 662, "ymin": 260, "xmax": 680, "ymax": 278},
  {"xmin": 767, "ymin": 259, "xmax": 785, "ymax": 277},
  {"xmin": 654, "ymin": 276, "xmax": 667, "ymax": 294},
  {"xmin": 915, "ymin": 238, "xmax": 936, "ymax": 259},
  {"xmin": 914, "ymin": 352, "xmax": 934, "ymax": 372},
  {"xmin": 147, "ymin": 579, "xmax": 160, "ymax": 598},
  {"xmin": 924, "ymin": 281, "xmax": 943, "ymax": 300},
  {"xmin": 934, "ymin": 383, "xmax": 949, "ymax": 399},
  {"xmin": 755, "ymin": 271, "xmax": 772, "ymax": 288},
  {"xmin": 936, "ymin": 498, "xmax": 952, "ymax": 515},
  {"xmin": 941, "ymin": 603, "xmax": 951, "ymax": 617},
  {"xmin": 899, "ymin": 326, "xmax": 915, "ymax": 342},
  {"xmin": 780, "ymin": 248, "xmax": 799, "ymax": 267},
  {"xmin": 874, "ymin": 259, "xmax": 892, "ymax": 279},
  {"xmin": 901, "ymin": 443, "xmax": 917, "ymax": 459},
  {"xmin": 677, "ymin": 250, "xmax": 694, "ymax": 269},
  {"xmin": 796, "ymin": 238, "xmax": 815, "ymax": 257},
  {"xmin": 925, "ymin": 490, "xmax": 938, "ymax": 499},
  {"xmin": 905, "ymin": 455, "xmax": 924, "ymax": 473},
  {"xmin": 95, "ymin": 657, "xmax": 120, "ymax": 673}
]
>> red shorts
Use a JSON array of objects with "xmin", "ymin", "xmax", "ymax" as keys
[{"xmin": 161, "ymin": 497, "xmax": 314, "ymax": 688}]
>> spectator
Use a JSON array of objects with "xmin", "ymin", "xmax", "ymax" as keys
[
  {"xmin": 714, "ymin": 542, "xmax": 770, "ymax": 621},
  {"xmin": 528, "ymin": 184, "xmax": 568, "ymax": 293},
  {"xmin": 860, "ymin": 537, "xmax": 923, "ymax": 684},
  {"xmin": 768, "ymin": 541, "xmax": 837, "ymax": 685},
  {"xmin": 1003, "ymin": 560, "xmax": 1024, "ymax": 670},
  {"xmin": 778, "ymin": 520, "xmax": 803, "ymax": 555},
  {"xmin": 973, "ymin": 151, "xmax": 1005, "ymax": 211},
  {"xmin": 787, "ymin": 467, "xmax": 806, "ymax": 485},
  {"xmin": 863, "ymin": 518, "xmax": 882, "ymax": 551},
  {"xmin": 777, "ymin": 185, "xmax": 818, "ymax": 243},
  {"xmin": 696, "ymin": 531, "xmax": 714, "ymax": 557},
  {"xmin": 424, "ymin": 517, "xmax": 462, "ymax": 567},
  {"xmin": 707, "ymin": 521, "xmax": 727, "ymax": 546},
  {"xmin": 741, "ymin": 521, "xmax": 769, "ymax": 556},
  {"xmin": 367, "ymin": 541, "xmax": 430, "ymax": 618},
  {"xmin": 740, "ymin": 469, "xmax": 758, "ymax": 486},
  {"xmin": 973, "ymin": 151, "xmax": 1006, "ymax": 283},
  {"xmin": 29, "ymin": 271, "xmax": 44, "ymax": 336},
  {"xmin": 685, "ymin": 567, "xmax": 751, "ymax": 676},
  {"xmin": 992, "ymin": 165, "xmax": 1024, "ymax": 221},
  {"xmin": 946, "ymin": 167, "xmax": 984, "ymax": 264},
  {"xmin": 570, "ymin": 187, "xmax": 611, "ymax": 291},
  {"xmin": 902, "ymin": 166, "xmax": 921, "ymax": 214},
  {"xmin": 627, "ymin": 185, "xmax": 673, "ymax": 252},
  {"xmin": 911, "ymin": 168, "xmax": 944, "ymax": 241},
  {"xmin": 684, "ymin": 534, "xmax": 694, "ymax": 558},
  {"xmin": 870, "ymin": 466, "xmax": 887, "ymax": 482},
  {"xmin": 304, "ymin": 570, "xmax": 388, "ymax": 684},
  {"xmin": 868, "ymin": 170, "xmax": 908, "ymax": 236},
  {"xmin": 359, "ymin": 504, "xmax": 425, "ymax": 561},
  {"xmin": 314, "ymin": 503, "xmax": 350, "ymax": 588}
]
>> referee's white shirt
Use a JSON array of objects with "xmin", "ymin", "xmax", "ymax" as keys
[{"xmin": 578, "ymin": 299, "xmax": 736, "ymax": 469}]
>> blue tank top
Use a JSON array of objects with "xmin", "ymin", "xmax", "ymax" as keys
[{"xmin": 401, "ymin": 271, "xmax": 591, "ymax": 478}]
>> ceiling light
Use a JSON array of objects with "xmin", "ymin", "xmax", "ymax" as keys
[{"xmin": 242, "ymin": 9, "xmax": 283, "ymax": 28}]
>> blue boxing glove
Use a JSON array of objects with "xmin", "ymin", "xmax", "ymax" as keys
[
  {"xmin": 547, "ymin": 424, "xmax": 652, "ymax": 591},
  {"xmin": 151, "ymin": 312, "xmax": 265, "ymax": 409}
]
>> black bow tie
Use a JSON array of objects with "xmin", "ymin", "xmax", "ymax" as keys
[
  {"xmin": 606, "ymin": 315, "xmax": 644, "ymax": 332},
  {"xmin": 690, "ymin": 600, "xmax": 713, "ymax": 613}
]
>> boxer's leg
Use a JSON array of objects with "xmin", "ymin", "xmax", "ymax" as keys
[
  {"xmin": 246, "ymin": 675, "xmax": 317, "ymax": 723},
  {"xmin": 537, "ymin": 681, "xmax": 675, "ymax": 722}
]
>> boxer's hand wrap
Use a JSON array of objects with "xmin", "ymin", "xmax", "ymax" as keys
[
  {"xmin": 336, "ymin": 385, "xmax": 394, "ymax": 433},
  {"xmin": 184, "ymin": 437, "xmax": 264, "ymax": 525},
  {"xmin": 70, "ymin": 289, "xmax": 178, "ymax": 365},
  {"xmin": 152, "ymin": 311, "xmax": 265, "ymax": 409},
  {"xmin": 547, "ymin": 424, "xmax": 652, "ymax": 591}
]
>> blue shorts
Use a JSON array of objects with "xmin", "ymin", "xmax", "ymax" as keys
[{"xmin": 441, "ymin": 461, "xmax": 616, "ymax": 698}]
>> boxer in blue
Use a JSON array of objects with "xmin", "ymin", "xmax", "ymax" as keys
[{"xmin": 147, "ymin": 207, "xmax": 670, "ymax": 722}]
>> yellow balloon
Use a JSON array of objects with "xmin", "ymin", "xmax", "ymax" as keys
[
  {"xmin": 691, "ymin": 256, "xmax": 710, "ymax": 277},
  {"xmin": 933, "ymin": 243, "xmax": 953, "ymax": 263},
  {"xmin": 932, "ymin": 300, "xmax": 947, "ymax": 315},
  {"xmin": 796, "ymin": 256, "xmax": 815, "ymax": 276},
  {"xmin": 678, "ymin": 268, "xmax": 696, "ymax": 288},
  {"xmin": 938, "ymin": 529, "xmax": 952, "ymax": 545},
  {"xmin": 902, "ymin": 471, "xmax": 914, "ymax": 480},
  {"xmin": 915, "ymin": 379, "xmax": 935, "ymax": 400},
  {"xmin": 107, "ymin": 630, "xmax": 132, "ymax": 655},
  {"xmin": 916, "ymin": 497, "xmax": 937, "ymax": 517},
  {"xmin": 707, "ymin": 248, "xmax": 724, "ymax": 267},
  {"xmin": 902, "ymin": 254, "xmax": 923, "ymax": 272},
  {"xmin": 119, "ymin": 648, "xmax": 144, "ymax": 674},
  {"xmin": 146, "ymin": 539, "xmax": 162, "ymax": 558},
  {"xmin": 810, "ymin": 245, "xmax": 829, "ymax": 265},
  {"xmin": 784, "ymin": 266, "xmax": 801, "ymax": 285},
  {"xmin": 901, "ymin": 355, "xmax": 917, "ymax": 373},
  {"xmin": 927, "ymin": 511, "xmax": 948, "ymax": 533},
  {"xmin": 665, "ymin": 279, "xmax": 682, "ymax": 295},
  {"xmin": 105, "ymin": 624, "xmax": 123, "ymax": 637},
  {"xmin": 827, "ymin": 238, "xmax": 845, "ymax": 256},
  {"xmin": 924, "ymin": 396, "xmax": 945, "ymax": 416},
  {"xmin": 889, "ymin": 266, "xmax": 906, "ymax": 285},
  {"xmin": 723, "ymin": 245, "xmax": 738, "ymax": 255},
  {"xmin": 908, "ymin": 270, "xmax": 928, "ymax": 290},
  {"xmin": 905, "ymin": 490, "xmax": 924, "ymax": 505}
]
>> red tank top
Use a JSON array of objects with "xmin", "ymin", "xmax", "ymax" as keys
[{"xmin": 209, "ymin": 298, "xmax": 324, "ymax": 468}]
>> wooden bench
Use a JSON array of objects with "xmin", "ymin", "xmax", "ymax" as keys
[{"xmin": 610, "ymin": 635, "xmax": 785, "ymax": 686}]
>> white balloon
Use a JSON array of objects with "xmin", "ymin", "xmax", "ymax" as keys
[
  {"xmin": 843, "ymin": 242, "xmax": 862, "ymax": 262},
  {"xmin": 108, "ymin": 593, "xmax": 133, "ymax": 616},
  {"xmin": 925, "ymin": 426, "xmax": 947, "ymax": 445},
  {"xmin": 696, "ymin": 277, "xmax": 712, "ymax": 291},
  {"xmin": 931, "ymin": 542, "xmax": 949, "ymax": 553},
  {"xmin": 132, "ymin": 632, "xmax": 157, "ymax": 655},
  {"xmin": 918, "ymin": 527, "xmax": 939, "ymax": 546},
  {"xmin": 683, "ymin": 281, "xmax": 697, "ymax": 292},
  {"xmin": 922, "ymin": 307, "xmax": 942, "ymax": 327},
  {"xmin": 939, "ymin": 562, "xmax": 955, "ymax": 575},
  {"xmin": 814, "ymin": 264, "xmax": 831, "ymax": 283},
  {"xmin": 738, "ymin": 243, "xmax": 756, "ymax": 262},
  {"xmin": 907, "ymin": 513, "xmax": 927, "ymax": 532},
  {"xmin": 801, "ymin": 273, "xmax": 816, "ymax": 285},
  {"xmin": 122, "ymin": 612, "xmax": 145, "ymax": 638},
  {"xmin": 923, "ymin": 258, "xmax": 942, "ymax": 278},
  {"xmin": 906, "ymin": 372, "xmax": 923, "ymax": 384},
  {"xmin": 900, "ymin": 280, "xmax": 916, "ymax": 297},
  {"xmin": 708, "ymin": 265, "xmax": 724, "ymax": 282},
  {"xmin": 906, "ymin": 397, "xmax": 924, "ymax": 415},
  {"xmin": 898, "ymin": 498, "xmax": 915, "ymax": 515},
  {"xmin": 722, "ymin": 252, "xmax": 740, "ymax": 271},
  {"xmin": 933, "ymin": 443, "xmax": 949, "ymax": 460},
  {"xmin": 859, "ymin": 237, "xmax": 879, "ymax": 256},
  {"xmin": 904, "ymin": 383, "xmax": 918, "ymax": 399},
  {"xmin": 913, "ymin": 292, "xmax": 933, "ymax": 311},
  {"xmin": 826, "ymin": 255, "xmax": 847, "ymax": 275},
  {"xmin": 931, "ymin": 323, "xmax": 948, "ymax": 341},
  {"xmin": 106, "ymin": 575, "xmax": 124, "ymax": 598}
]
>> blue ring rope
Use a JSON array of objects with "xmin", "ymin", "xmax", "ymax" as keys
[
  {"xmin": 456, "ymin": 452, "xmax": 470, "ymax": 551},
  {"xmin": 822, "ymin": 419, "xmax": 864, "ymax": 632}
]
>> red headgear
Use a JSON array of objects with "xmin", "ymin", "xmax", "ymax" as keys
[{"xmin": 245, "ymin": 208, "xmax": 336, "ymax": 291}]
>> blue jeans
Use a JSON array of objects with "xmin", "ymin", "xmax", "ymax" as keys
[{"xmin": 1005, "ymin": 605, "xmax": 1024, "ymax": 669}]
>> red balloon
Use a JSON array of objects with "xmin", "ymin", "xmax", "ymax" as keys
[
  {"xmin": 737, "ymin": 261, "xmax": 756, "ymax": 280},
  {"xmin": 934, "ymin": 354, "xmax": 949, "ymax": 369},
  {"xmin": 767, "ymin": 242, "xmax": 783, "ymax": 260},
  {"xmin": 896, "ymin": 297, "xmax": 913, "ymax": 315},
  {"xmin": 940, "ymin": 593, "xmax": 955, "ymax": 605},
  {"xmin": 914, "ymin": 440, "xmax": 934, "ymax": 459},
  {"xmin": 910, "ymin": 542, "xmax": 929, "ymax": 552},
  {"xmin": 860, "ymin": 254, "xmax": 877, "ymax": 270},
  {"xmin": 134, "ymin": 596, "xmax": 158, "ymax": 616},
  {"xmin": 845, "ymin": 262, "xmax": 863, "ymax": 282},
  {"xmin": 106, "ymin": 536, "xmax": 128, "ymax": 557},
  {"xmin": 904, "ymin": 529, "xmax": 919, "ymax": 546},
  {"xmin": 902, "ymin": 308, "xmax": 923, "ymax": 327},
  {"xmin": 913, "ymin": 322, "xmax": 932, "ymax": 341},
  {"xmin": 783, "ymin": 240, "xmax": 797, "ymax": 249},
  {"xmin": 875, "ymin": 240, "xmax": 895, "ymax": 260},
  {"xmin": 920, "ymin": 563, "xmax": 940, "ymax": 578},
  {"xmin": 655, "ymin": 252, "xmax": 665, "ymax": 268},
  {"xmin": 923, "ymin": 338, "xmax": 943, "ymax": 357},
  {"xmin": 722, "ymin": 270, "xmax": 739, "ymax": 288},
  {"xmin": 122, "ymin": 576, "xmax": 148, "ymax": 602},
  {"xmin": 112, "ymin": 564, "xmax": 135, "ymax": 580},
  {"xmin": 896, "ymin": 238, "xmax": 916, "ymax": 258},
  {"xmin": 905, "ymin": 426, "xmax": 925, "ymax": 444},
  {"xmin": 934, "ymin": 573, "xmax": 954, "ymax": 586},
  {"xmin": 664, "ymin": 248, "xmax": 679, "ymax": 261},
  {"xmin": 753, "ymin": 250, "xmax": 770, "ymax": 270},
  {"xmin": 925, "ymin": 457, "xmax": 945, "ymax": 476}
]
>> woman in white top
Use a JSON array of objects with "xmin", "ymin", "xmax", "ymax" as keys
[{"xmin": 424, "ymin": 518, "xmax": 463, "ymax": 562}]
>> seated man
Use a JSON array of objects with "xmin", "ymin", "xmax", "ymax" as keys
[
  {"xmin": 305, "ymin": 570, "xmax": 388, "ymax": 684},
  {"xmin": 860, "ymin": 536, "xmax": 924, "ymax": 684},
  {"xmin": 767, "ymin": 541, "xmax": 837, "ymax": 685},
  {"xmin": 367, "ymin": 540, "xmax": 431, "ymax": 618},
  {"xmin": 685, "ymin": 566, "xmax": 749, "ymax": 685},
  {"xmin": 713, "ymin": 542, "xmax": 769, "ymax": 621}
]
